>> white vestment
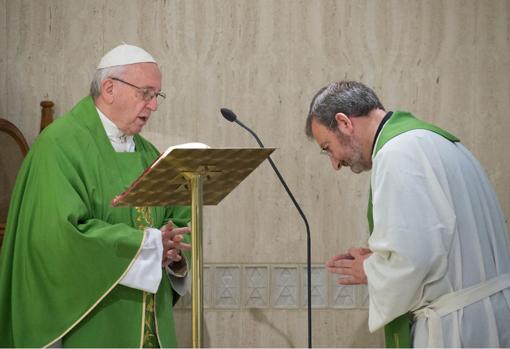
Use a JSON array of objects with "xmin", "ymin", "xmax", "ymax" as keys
[{"xmin": 364, "ymin": 129, "xmax": 510, "ymax": 347}]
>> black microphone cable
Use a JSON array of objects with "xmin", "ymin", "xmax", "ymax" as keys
[{"xmin": 220, "ymin": 108, "xmax": 312, "ymax": 349}]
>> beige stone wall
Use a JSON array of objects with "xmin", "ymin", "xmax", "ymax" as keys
[{"xmin": 1, "ymin": 0, "xmax": 509, "ymax": 347}]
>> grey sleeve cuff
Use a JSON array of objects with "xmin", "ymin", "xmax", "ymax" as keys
[{"xmin": 165, "ymin": 256, "xmax": 191, "ymax": 296}]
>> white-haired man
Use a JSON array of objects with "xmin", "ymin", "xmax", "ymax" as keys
[{"xmin": 0, "ymin": 44, "xmax": 191, "ymax": 347}]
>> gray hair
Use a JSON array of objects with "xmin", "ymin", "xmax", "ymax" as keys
[
  {"xmin": 89, "ymin": 65, "xmax": 127, "ymax": 98},
  {"xmin": 305, "ymin": 81, "xmax": 385, "ymax": 138}
]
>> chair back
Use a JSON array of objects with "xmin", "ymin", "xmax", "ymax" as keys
[{"xmin": 0, "ymin": 119, "xmax": 29, "ymax": 246}]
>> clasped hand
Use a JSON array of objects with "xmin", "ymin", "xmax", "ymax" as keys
[
  {"xmin": 325, "ymin": 247, "xmax": 372, "ymax": 285},
  {"xmin": 161, "ymin": 221, "xmax": 191, "ymax": 267}
]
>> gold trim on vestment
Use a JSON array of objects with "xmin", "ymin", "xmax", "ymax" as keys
[
  {"xmin": 154, "ymin": 291, "xmax": 161, "ymax": 345},
  {"xmin": 140, "ymin": 291, "xmax": 147, "ymax": 348},
  {"xmin": 43, "ymin": 230, "xmax": 148, "ymax": 348},
  {"xmin": 135, "ymin": 206, "xmax": 161, "ymax": 348},
  {"xmin": 136, "ymin": 206, "xmax": 154, "ymax": 228}
]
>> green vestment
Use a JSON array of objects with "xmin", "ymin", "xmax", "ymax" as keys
[
  {"xmin": 0, "ymin": 96, "xmax": 190, "ymax": 347},
  {"xmin": 367, "ymin": 111, "xmax": 458, "ymax": 348}
]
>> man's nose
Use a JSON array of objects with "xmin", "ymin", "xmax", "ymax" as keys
[
  {"xmin": 330, "ymin": 157, "xmax": 341, "ymax": 171},
  {"xmin": 147, "ymin": 97, "xmax": 158, "ymax": 111}
]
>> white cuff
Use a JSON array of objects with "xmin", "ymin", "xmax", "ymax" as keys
[{"xmin": 119, "ymin": 228, "xmax": 163, "ymax": 294}]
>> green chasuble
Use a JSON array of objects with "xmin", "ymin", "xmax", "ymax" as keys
[
  {"xmin": 0, "ymin": 96, "xmax": 190, "ymax": 347},
  {"xmin": 367, "ymin": 111, "xmax": 459, "ymax": 348}
]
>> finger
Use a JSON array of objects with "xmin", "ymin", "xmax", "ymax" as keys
[
  {"xmin": 161, "ymin": 229, "xmax": 172, "ymax": 243},
  {"xmin": 167, "ymin": 250, "xmax": 182, "ymax": 262},
  {"xmin": 334, "ymin": 253, "xmax": 354, "ymax": 260},
  {"xmin": 167, "ymin": 249, "xmax": 177, "ymax": 258},
  {"xmin": 162, "ymin": 256, "xmax": 172, "ymax": 267},
  {"xmin": 161, "ymin": 220, "xmax": 174, "ymax": 233},
  {"xmin": 333, "ymin": 259, "xmax": 355, "ymax": 268},
  {"xmin": 166, "ymin": 249, "xmax": 182, "ymax": 260},
  {"xmin": 163, "ymin": 231, "xmax": 184, "ymax": 248},
  {"xmin": 171, "ymin": 242, "xmax": 191, "ymax": 251},
  {"xmin": 337, "ymin": 277, "xmax": 361, "ymax": 285},
  {"xmin": 327, "ymin": 259, "xmax": 354, "ymax": 269},
  {"xmin": 168, "ymin": 240, "xmax": 188, "ymax": 248},
  {"xmin": 352, "ymin": 250, "xmax": 372, "ymax": 262},
  {"xmin": 326, "ymin": 266, "xmax": 352, "ymax": 276},
  {"xmin": 169, "ymin": 227, "xmax": 191, "ymax": 237},
  {"xmin": 162, "ymin": 239, "xmax": 172, "ymax": 249},
  {"xmin": 171, "ymin": 235, "xmax": 184, "ymax": 243},
  {"xmin": 326, "ymin": 253, "xmax": 353, "ymax": 266},
  {"xmin": 359, "ymin": 248, "xmax": 372, "ymax": 255},
  {"xmin": 349, "ymin": 247, "xmax": 371, "ymax": 258}
]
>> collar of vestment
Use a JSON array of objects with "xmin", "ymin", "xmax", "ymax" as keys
[
  {"xmin": 371, "ymin": 111, "xmax": 393, "ymax": 157},
  {"xmin": 96, "ymin": 107, "xmax": 135, "ymax": 152}
]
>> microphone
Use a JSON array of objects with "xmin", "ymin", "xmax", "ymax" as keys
[
  {"xmin": 220, "ymin": 108, "xmax": 313, "ymax": 349},
  {"xmin": 220, "ymin": 108, "xmax": 237, "ymax": 122}
]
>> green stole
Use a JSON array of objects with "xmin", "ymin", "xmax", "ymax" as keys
[{"xmin": 367, "ymin": 111, "xmax": 459, "ymax": 348}]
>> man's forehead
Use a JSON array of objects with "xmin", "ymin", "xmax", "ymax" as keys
[
  {"xmin": 123, "ymin": 62, "xmax": 160, "ymax": 74},
  {"xmin": 123, "ymin": 63, "xmax": 162, "ymax": 85}
]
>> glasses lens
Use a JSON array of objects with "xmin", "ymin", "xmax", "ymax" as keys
[
  {"xmin": 142, "ymin": 90, "xmax": 166, "ymax": 105},
  {"xmin": 141, "ymin": 90, "xmax": 152, "ymax": 102},
  {"xmin": 142, "ymin": 89, "xmax": 163, "ymax": 105},
  {"xmin": 156, "ymin": 92, "xmax": 166, "ymax": 106}
]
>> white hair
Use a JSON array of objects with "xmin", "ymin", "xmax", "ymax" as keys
[{"xmin": 89, "ymin": 65, "xmax": 127, "ymax": 98}]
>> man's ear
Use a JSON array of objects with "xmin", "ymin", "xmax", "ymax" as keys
[
  {"xmin": 100, "ymin": 78, "xmax": 115, "ymax": 104},
  {"xmin": 335, "ymin": 112, "xmax": 354, "ymax": 135}
]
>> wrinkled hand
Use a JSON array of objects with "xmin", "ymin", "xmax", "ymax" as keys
[
  {"xmin": 161, "ymin": 220, "xmax": 191, "ymax": 267},
  {"xmin": 325, "ymin": 247, "xmax": 372, "ymax": 285}
]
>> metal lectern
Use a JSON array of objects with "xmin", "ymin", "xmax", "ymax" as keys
[{"xmin": 112, "ymin": 147, "xmax": 275, "ymax": 348}]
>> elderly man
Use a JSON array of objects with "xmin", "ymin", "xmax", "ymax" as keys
[
  {"xmin": 305, "ymin": 81, "xmax": 510, "ymax": 347},
  {"xmin": 0, "ymin": 44, "xmax": 191, "ymax": 347}
]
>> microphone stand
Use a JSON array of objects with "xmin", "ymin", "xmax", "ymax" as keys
[{"xmin": 224, "ymin": 114, "xmax": 312, "ymax": 349}]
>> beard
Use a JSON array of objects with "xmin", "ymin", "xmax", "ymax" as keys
[
  {"xmin": 336, "ymin": 132, "xmax": 370, "ymax": 174},
  {"xmin": 349, "ymin": 157, "xmax": 366, "ymax": 173},
  {"xmin": 348, "ymin": 141, "xmax": 367, "ymax": 173}
]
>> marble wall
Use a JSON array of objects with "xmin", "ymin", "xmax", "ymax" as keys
[{"xmin": 1, "ymin": 0, "xmax": 509, "ymax": 347}]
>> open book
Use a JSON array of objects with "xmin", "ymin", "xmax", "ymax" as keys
[
  {"xmin": 111, "ymin": 143, "xmax": 274, "ymax": 207},
  {"xmin": 151, "ymin": 142, "xmax": 210, "ymax": 168}
]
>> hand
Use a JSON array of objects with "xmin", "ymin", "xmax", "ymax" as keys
[
  {"xmin": 161, "ymin": 220, "xmax": 191, "ymax": 267},
  {"xmin": 325, "ymin": 247, "xmax": 372, "ymax": 285}
]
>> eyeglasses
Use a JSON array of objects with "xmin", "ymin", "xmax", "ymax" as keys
[
  {"xmin": 319, "ymin": 118, "xmax": 337, "ymax": 157},
  {"xmin": 318, "ymin": 114, "xmax": 352, "ymax": 157},
  {"xmin": 111, "ymin": 77, "xmax": 166, "ymax": 105},
  {"xmin": 320, "ymin": 146, "xmax": 332, "ymax": 157}
]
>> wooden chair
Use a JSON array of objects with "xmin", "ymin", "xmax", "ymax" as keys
[
  {"xmin": 0, "ymin": 101, "xmax": 54, "ymax": 247},
  {"xmin": 40, "ymin": 100, "xmax": 55, "ymax": 132}
]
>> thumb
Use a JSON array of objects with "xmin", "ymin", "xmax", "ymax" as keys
[
  {"xmin": 162, "ymin": 220, "xmax": 174, "ymax": 232},
  {"xmin": 350, "ymin": 247, "xmax": 372, "ymax": 259}
]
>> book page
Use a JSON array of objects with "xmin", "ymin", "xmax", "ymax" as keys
[{"xmin": 152, "ymin": 142, "xmax": 210, "ymax": 168}]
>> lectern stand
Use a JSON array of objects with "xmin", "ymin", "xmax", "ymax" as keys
[{"xmin": 112, "ymin": 148, "xmax": 275, "ymax": 348}]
